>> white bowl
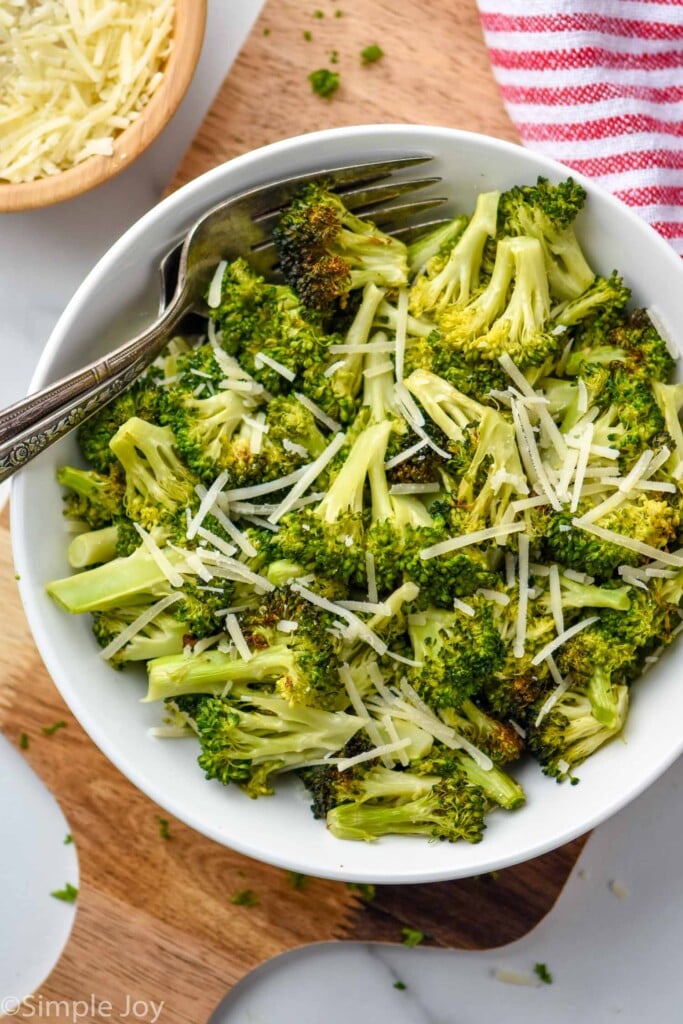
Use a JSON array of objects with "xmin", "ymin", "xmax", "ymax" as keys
[{"xmin": 12, "ymin": 125, "xmax": 683, "ymax": 883}]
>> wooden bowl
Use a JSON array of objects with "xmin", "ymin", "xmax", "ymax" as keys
[{"xmin": 0, "ymin": 0, "xmax": 206, "ymax": 213}]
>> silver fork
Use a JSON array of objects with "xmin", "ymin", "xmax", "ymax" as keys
[{"xmin": 0, "ymin": 155, "xmax": 447, "ymax": 483}]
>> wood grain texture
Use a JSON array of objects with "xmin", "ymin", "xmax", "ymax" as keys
[{"xmin": 0, "ymin": 2, "xmax": 588, "ymax": 1018}]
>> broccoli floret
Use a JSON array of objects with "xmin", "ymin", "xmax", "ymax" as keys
[
  {"xmin": 555, "ymin": 576, "xmax": 632, "ymax": 612},
  {"xmin": 185, "ymin": 692, "xmax": 364, "ymax": 798},
  {"xmin": 76, "ymin": 371, "xmax": 163, "ymax": 472},
  {"xmin": 542, "ymin": 497, "xmax": 680, "ymax": 579},
  {"xmin": 652, "ymin": 380, "xmax": 683, "ymax": 475},
  {"xmin": 326, "ymin": 758, "xmax": 488, "ymax": 843},
  {"xmin": 591, "ymin": 369, "xmax": 665, "ymax": 467},
  {"xmin": 273, "ymin": 418, "xmax": 392, "ymax": 584},
  {"xmin": 405, "ymin": 368, "xmax": 528, "ymax": 528},
  {"xmin": 440, "ymin": 698, "xmax": 524, "ymax": 765},
  {"xmin": 566, "ymin": 308, "xmax": 674, "ymax": 383},
  {"xmin": 527, "ymin": 685, "xmax": 629, "ymax": 780},
  {"xmin": 497, "ymin": 176, "xmax": 594, "ymax": 300},
  {"xmin": 266, "ymin": 395, "xmax": 328, "ymax": 458},
  {"xmin": 437, "ymin": 236, "xmax": 559, "ymax": 371},
  {"xmin": 273, "ymin": 183, "xmax": 408, "ymax": 310},
  {"xmin": 406, "ymin": 603, "xmax": 505, "ymax": 709},
  {"xmin": 56, "ymin": 464, "xmax": 125, "ymax": 529},
  {"xmin": 300, "ymin": 282, "xmax": 386, "ymax": 425},
  {"xmin": 145, "ymin": 595, "xmax": 346, "ymax": 709},
  {"xmin": 416, "ymin": 750, "xmax": 525, "ymax": 810},
  {"xmin": 92, "ymin": 606, "xmax": 186, "ymax": 667},
  {"xmin": 109, "ymin": 417, "xmax": 198, "ymax": 532},
  {"xmin": 409, "ymin": 191, "xmax": 499, "ymax": 316},
  {"xmin": 159, "ymin": 381, "xmax": 252, "ymax": 483},
  {"xmin": 554, "ymin": 271, "xmax": 630, "ymax": 333}
]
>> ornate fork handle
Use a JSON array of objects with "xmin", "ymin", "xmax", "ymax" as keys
[{"xmin": 0, "ymin": 300, "xmax": 185, "ymax": 484}]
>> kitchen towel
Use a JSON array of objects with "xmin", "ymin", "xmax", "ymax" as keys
[{"xmin": 477, "ymin": 0, "xmax": 683, "ymax": 255}]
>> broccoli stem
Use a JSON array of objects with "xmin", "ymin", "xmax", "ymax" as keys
[
  {"xmin": 407, "ymin": 216, "xmax": 468, "ymax": 275},
  {"xmin": 587, "ymin": 667, "xmax": 621, "ymax": 729},
  {"xmin": 327, "ymin": 794, "xmax": 447, "ymax": 841},
  {"xmin": 46, "ymin": 546, "xmax": 183, "ymax": 613},
  {"xmin": 68, "ymin": 525, "xmax": 119, "ymax": 568},
  {"xmin": 455, "ymin": 751, "xmax": 525, "ymax": 810},
  {"xmin": 145, "ymin": 647, "xmax": 298, "ymax": 702},
  {"xmin": 317, "ymin": 419, "xmax": 392, "ymax": 522},
  {"xmin": 559, "ymin": 578, "xmax": 631, "ymax": 612}
]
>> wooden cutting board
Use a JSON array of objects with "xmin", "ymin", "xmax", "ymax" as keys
[{"xmin": 0, "ymin": 2, "xmax": 587, "ymax": 1020}]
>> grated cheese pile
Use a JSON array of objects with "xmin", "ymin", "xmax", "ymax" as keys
[{"xmin": 0, "ymin": 0, "xmax": 175, "ymax": 183}]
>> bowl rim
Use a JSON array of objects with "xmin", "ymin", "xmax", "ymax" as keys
[
  {"xmin": 0, "ymin": 0, "xmax": 207, "ymax": 213},
  {"xmin": 12, "ymin": 123, "xmax": 683, "ymax": 882}
]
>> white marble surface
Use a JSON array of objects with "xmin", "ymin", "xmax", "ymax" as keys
[{"xmin": 209, "ymin": 753, "xmax": 683, "ymax": 1023}]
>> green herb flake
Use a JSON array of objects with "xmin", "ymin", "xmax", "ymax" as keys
[
  {"xmin": 313, "ymin": 8, "xmax": 324, "ymax": 16},
  {"xmin": 394, "ymin": 981, "xmax": 407, "ymax": 991},
  {"xmin": 14, "ymin": 573, "xmax": 20, "ymax": 581},
  {"xmin": 19, "ymin": 732, "xmax": 29, "ymax": 750},
  {"xmin": 303, "ymin": 29, "xmax": 312, "ymax": 40},
  {"xmin": 308, "ymin": 68, "xmax": 340, "ymax": 99},
  {"xmin": 51, "ymin": 882, "xmax": 78, "ymax": 903},
  {"xmin": 231, "ymin": 888, "xmax": 259, "ymax": 907},
  {"xmin": 401, "ymin": 927, "xmax": 424, "ymax": 948},
  {"xmin": 288, "ymin": 871, "xmax": 308, "ymax": 891},
  {"xmin": 158, "ymin": 817, "xmax": 171, "ymax": 840},
  {"xmin": 534, "ymin": 963, "xmax": 553, "ymax": 985},
  {"xmin": 263, "ymin": 27, "xmax": 270, "ymax": 36},
  {"xmin": 329, "ymin": 50, "xmax": 339, "ymax": 64},
  {"xmin": 361, "ymin": 44, "xmax": 384, "ymax": 65},
  {"xmin": 64, "ymin": 834, "xmax": 73, "ymax": 845},
  {"xmin": 42, "ymin": 721, "xmax": 67, "ymax": 736},
  {"xmin": 334, "ymin": 8, "xmax": 343, "ymax": 15},
  {"xmin": 346, "ymin": 881, "xmax": 375, "ymax": 902}
]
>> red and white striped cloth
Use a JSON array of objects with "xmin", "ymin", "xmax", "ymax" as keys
[{"xmin": 477, "ymin": 0, "xmax": 683, "ymax": 255}]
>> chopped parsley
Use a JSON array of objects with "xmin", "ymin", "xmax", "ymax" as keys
[
  {"xmin": 346, "ymin": 882, "xmax": 375, "ymax": 902},
  {"xmin": 334, "ymin": 8, "xmax": 343, "ymax": 15},
  {"xmin": 308, "ymin": 68, "xmax": 340, "ymax": 99},
  {"xmin": 393, "ymin": 981, "xmax": 407, "ymax": 991},
  {"xmin": 534, "ymin": 963, "xmax": 553, "ymax": 984},
  {"xmin": 263, "ymin": 27, "xmax": 270, "ymax": 36},
  {"xmin": 329, "ymin": 50, "xmax": 339, "ymax": 64},
  {"xmin": 51, "ymin": 882, "xmax": 78, "ymax": 903},
  {"xmin": 19, "ymin": 732, "xmax": 29, "ymax": 750},
  {"xmin": 401, "ymin": 927, "xmax": 424, "ymax": 948},
  {"xmin": 288, "ymin": 871, "xmax": 308, "ymax": 891},
  {"xmin": 231, "ymin": 888, "xmax": 259, "ymax": 907},
  {"xmin": 361, "ymin": 44, "xmax": 384, "ymax": 64},
  {"xmin": 158, "ymin": 817, "xmax": 171, "ymax": 840},
  {"xmin": 42, "ymin": 721, "xmax": 67, "ymax": 736},
  {"xmin": 303, "ymin": 29, "xmax": 312, "ymax": 41},
  {"xmin": 64, "ymin": 833, "xmax": 73, "ymax": 845},
  {"xmin": 313, "ymin": 8, "xmax": 324, "ymax": 16}
]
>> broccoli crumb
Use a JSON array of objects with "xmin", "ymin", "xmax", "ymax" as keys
[
  {"xmin": 42, "ymin": 721, "xmax": 67, "ymax": 736},
  {"xmin": 158, "ymin": 817, "xmax": 171, "ymax": 840},
  {"xmin": 303, "ymin": 29, "xmax": 312, "ymax": 40},
  {"xmin": 335, "ymin": 8, "xmax": 343, "ymax": 15},
  {"xmin": 360, "ymin": 44, "xmax": 384, "ymax": 64},
  {"xmin": 329, "ymin": 49, "xmax": 339, "ymax": 64},
  {"xmin": 401, "ymin": 927, "xmax": 424, "ymax": 947},
  {"xmin": 394, "ymin": 981, "xmax": 407, "ymax": 991},
  {"xmin": 231, "ymin": 888, "xmax": 259, "ymax": 906},
  {"xmin": 14, "ymin": 573, "xmax": 20, "ymax": 581},
  {"xmin": 313, "ymin": 8, "xmax": 324, "ymax": 16},
  {"xmin": 262, "ymin": 27, "xmax": 270, "ymax": 36},
  {"xmin": 308, "ymin": 68, "xmax": 340, "ymax": 99},
  {"xmin": 64, "ymin": 833, "xmax": 73, "ymax": 845},
  {"xmin": 51, "ymin": 882, "xmax": 78, "ymax": 903},
  {"xmin": 19, "ymin": 732, "xmax": 29, "ymax": 750},
  {"xmin": 288, "ymin": 871, "xmax": 308, "ymax": 890},
  {"xmin": 534, "ymin": 963, "xmax": 553, "ymax": 984},
  {"xmin": 346, "ymin": 882, "xmax": 376, "ymax": 901}
]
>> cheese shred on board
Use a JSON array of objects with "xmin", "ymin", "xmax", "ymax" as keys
[{"xmin": 0, "ymin": 0, "xmax": 175, "ymax": 183}]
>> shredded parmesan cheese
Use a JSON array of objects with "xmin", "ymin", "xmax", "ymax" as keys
[
  {"xmin": 420, "ymin": 522, "xmax": 525, "ymax": 560},
  {"xmin": 294, "ymin": 392, "xmax": 341, "ymax": 432},
  {"xmin": 225, "ymin": 614, "xmax": 251, "ymax": 662},
  {"xmin": 365, "ymin": 550, "xmax": 378, "ymax": 604},
  {"xmin": 0, "ymin": 0, "xmax": 175, "ymax": 183},
  {"xmin": 268, "ymin": 432, "xmax": 346, "ymax": 524},
  {"xmin": 572, "ymin": 519, "xmax": 683, "ymax": 567},
  {"xmin": 207, "ymin": 261, "xmax": 227, "ymax": 309},
  {"xmin": 531, "ymin": 615, "xmax": 600, "ymax": 667},
  {"xmin": 514, "ymin": 534, "xmax": 529, "ymax": 659},
  {"xmin": 133, "ymin": 523, "xmax": 183, "ymax": 588}
]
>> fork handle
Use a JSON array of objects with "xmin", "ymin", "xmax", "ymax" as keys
[
  {"xmin": 0, "ymin": 297, "xmax": 186, "ymax": 445},
  {"xmin": 0, "ymin": 300, "xmax": 185, "ymax": 484}
]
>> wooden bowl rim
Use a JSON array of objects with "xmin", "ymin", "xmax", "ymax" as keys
[{"xmin": 0, "ymin": 0, "xmax": 207, "ymax": 213}]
